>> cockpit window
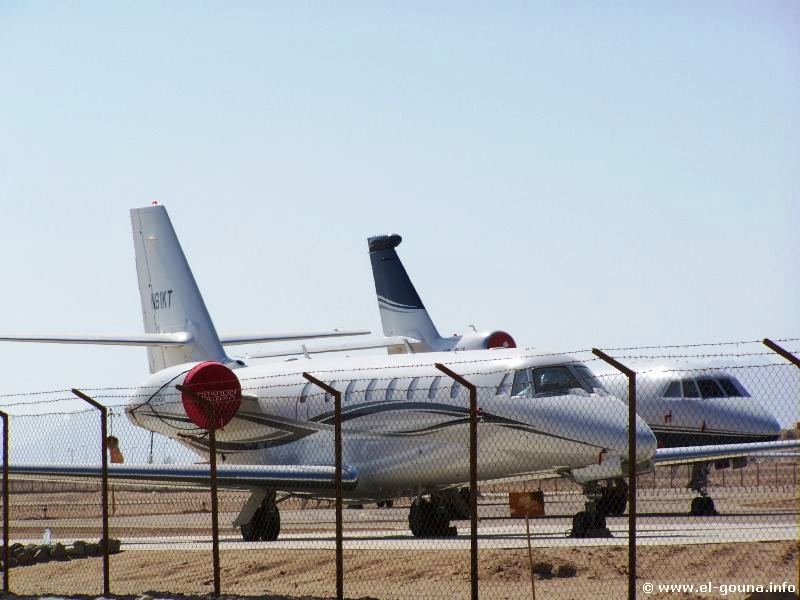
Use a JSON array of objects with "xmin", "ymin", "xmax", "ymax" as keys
[
  {"xmin": 662, "ymin": 381, "xmax": 682, "ymax": 397},
  {"xmin": 697, "ymin": 378, "xmax": 725, "ymax": 398},
  {"xmin": 717, "ymin": 378, "xmax": 749, "ymax": 397},
  {"xmin": 532, "ymin": 366, "xmax": 582, "ymax": 395},
  {"xmin": 511, "ymin": 369, "xmax": 531, "ymax": 397},
  {"xmin": 496, "ymin": 372, "xmax": 512, "ymax": 396},
  {"xmin": 682, "ymin": 379, "xmax": 699, "ymax": 398},
  {"xmin": 574, "ymin": 365, "xmax": 608, "ymax": 393}
]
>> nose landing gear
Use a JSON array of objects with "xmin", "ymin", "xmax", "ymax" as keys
[
  {"xmin": 688, "ymin": 463, "xmax": 718, "ymax": 516},
  {"xmin": 570, "ymin": 482, "xmax": 613, "ymax": 538}
]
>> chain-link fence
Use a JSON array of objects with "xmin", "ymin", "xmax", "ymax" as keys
[{"xmin": 1, "ymin": 339, "xmax": 798, "ymax": 599}]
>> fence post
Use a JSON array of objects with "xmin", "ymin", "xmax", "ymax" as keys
[
  {"xmin": 302, "ymin": 373, "xmax": 343, "ymax": 600},
  {"xmin": 591, "ymin": 350, "xmax": 637, "ymax": 600},
  {"xmin": 434, "ymin": 363, "xmax": 478, "ymax": 600},
  {"xmin": 71, "ymin": 389, "xmax": 110, "ymax": 597},
  {"xmin": 176, "ymin": 385, "xmax": 221, "ymax": 598},
  {"xmin": 0, "ymin": 409, "xmax": 8, "ymax": 598}
]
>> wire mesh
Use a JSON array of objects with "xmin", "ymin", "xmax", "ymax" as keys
[{"xmin": 0, "ymin": 340, "xmax": 797, "ymax": 599}]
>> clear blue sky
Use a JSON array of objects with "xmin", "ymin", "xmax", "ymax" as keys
[{"xmin": 0, "ymin": 2, "xmax": 798, "ymax": 402}]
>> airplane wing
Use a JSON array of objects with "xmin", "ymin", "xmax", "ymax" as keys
[
  {"xmin": 0, "ymin": 329, "xmax": 369, "ymax": 348},
  {"xmin": 243, "ymin": 336, "xmax": 420, "ymax": 359},
  {"xmin": 9, "ymin": 463, "xmax": 359, "ymax": 492},
  {"xmin": 0, "ymin": 332, "xmax": 192, "ymax": 346},
  {"xmin": 652, "ymin": 439, "xmax": 800, "ymax": 467}
]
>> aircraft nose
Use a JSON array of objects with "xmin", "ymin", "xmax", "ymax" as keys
[{"xmin": 634, "ymin": 414, "xmax": 658, "ymax": 462}]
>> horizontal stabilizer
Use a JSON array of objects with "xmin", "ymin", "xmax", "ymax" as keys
[
  {"xmin": 220, "ymin": 329, "xmax": 370, "ymax": 345},
  {"xmin": 9, "ymin": 463, "xmax": 359, "ymax": 492},
  {"xmin": 0, "ymin": 332, "xmax": 192, "ymax": 347},
  {"xmin": 653, "ymin": 439, "xmax": 800, "ymax": 467},
  {"xmin": 244, "ymin": 336, "xmax": 420, "ymax": 359}
]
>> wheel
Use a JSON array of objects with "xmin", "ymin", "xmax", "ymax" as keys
[
  {"xmin": 241, "ymin": 505, "xmax": 281, "ymax": 541},
  {"xmin": 377, "ymin": 500, "xmax": 385, "ymax": 508},
  {"xmin": 571, "ymin": 511, "xmax": 592, "ymax": 538},
  {"xmin": 385, "ymin": 500, "xmax": 394, "ymax": 508},
  {"xmin": 690, "ymin": 496, "xmax": 717, "ymax": 516},
  {"xmin": 260, "ymin": 508, "xmax": 281, "ymax": 541},
  {"xmin": 409, "ymin": 498, "xmax": 428, "ymax": 537},
  {"xmin": 409, "ymin": 498, "xmax": 452, "ymax": 537}
]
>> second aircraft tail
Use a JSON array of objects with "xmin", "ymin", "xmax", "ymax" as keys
[{"xmin": 367, "ymin": 234, "xmax": 441, "ymax": 348}]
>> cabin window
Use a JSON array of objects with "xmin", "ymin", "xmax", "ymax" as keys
[
  {"xmin": 325, "ymin": 380, "xmax": 337, "ymax": 402},
  {"xmin": 697, "ymin": 378, "xmax": 725, "ymax": 398},
  {"xmin": 366, "ymin": 379, "xmax": 379, "ymax": 401},
  {"xmin": 386, "ymin": 378, "xmax": 401, "ymax": 401},
  {"xmin": 450, "ymin": 380, "xmax": 463, "ymax": 400},
  {"xmin": 662, "ymin": 381, "xmax": 682, "ymax": 398},
  {"xmin": 511, "ymin": 369, "xmax": 531, "ymax": 397},
  {"xmin": 496, "ymin": 372, "xmax": 512, "ymax": 396},
  {"xmin": 428, "ymin": 376, "xmax": 442, "ymax": 400},
  {"xmin": 300, "ymin": 381, "xmax": 313, "ymax": 403},
  {"xmin": 532, "ymin": 366, "xmax": 582, "ymax": 395},
  {"xmin": 344, "ymin": 380, "xmax": 357, "ymax": 402},
  {"xmin": 407, "ymin": 377, "xmax": 420, "ymax": 400},
  {"xmin": 681, "ymin": 379, "xmax": 700, "ymax": 398}
]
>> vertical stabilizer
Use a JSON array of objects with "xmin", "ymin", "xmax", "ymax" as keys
[
  {"xmin": 368, "ymin": 234, "xmax": 441, "ymax": 347},
  {"xmin": 131, "ymin": 205, "xmax": 229, "ymax": 373}
]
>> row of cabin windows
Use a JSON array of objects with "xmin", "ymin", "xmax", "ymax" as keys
[
  {"xmin": 661, "ymin": 377, "xmax": 749, "ymax": 399},
  {"xmin": 297, "ymin": 367, "xmax": 586, "ymax": 404},
  {"xmin": 299, "ymin": 374, "xmax": 513, "ymax": 403}
]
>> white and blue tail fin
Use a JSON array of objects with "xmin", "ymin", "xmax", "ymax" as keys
[
  {"xmin": 131, "ymin": 205, "xmax": 229, "ymax": 373},
  {"xmin": 368, "ymin": 234, "xmax": 441, "ymax": 349}
]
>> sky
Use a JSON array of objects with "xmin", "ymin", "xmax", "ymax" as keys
[{"xmin": 0, "ymin": 2, "xmax": 798, "ymax": 420}]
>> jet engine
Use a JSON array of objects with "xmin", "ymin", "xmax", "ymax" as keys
[
  {"xmin": 127, "ymin": 361, "xmax": 242, "ymax": 432},
  {"xmin": 452, "ymin": 330, "xmax": 516, "ymax": 351}
]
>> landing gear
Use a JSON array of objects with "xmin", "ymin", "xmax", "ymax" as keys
[
  {"xmin": 376, "ymin": 500, "xmax": 394, "ymax": 508},
  {"xmin": 240, "ymin": 493, "xmax": 281, "ymax": 541},
  {"xmin": 570, "ymin": 483, "xmax": 612, "ymax": 538},
  {"xmin": 687, "ymin": 463, "xmax": 718, "ymax": 516},
  {"xmin": 409, "ymin": 496, "xmax": 457, "ymax": 537}
]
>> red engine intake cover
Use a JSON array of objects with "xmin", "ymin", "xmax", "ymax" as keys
[
  {"xmin": 181, "ymin": 361, "xmax": 242, "ymax": 430},
  {"xmin": 485, "ymin": 331, "xmax": 516, "ymax": 349}
]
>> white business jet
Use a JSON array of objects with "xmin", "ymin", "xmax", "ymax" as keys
[
  {"xmin": 360, "ymin": 233, "xmax": 791, "ymax": 522},
  {"xmin": 0, "ymin": 207, "xmax": 793, "ymax": 541}
]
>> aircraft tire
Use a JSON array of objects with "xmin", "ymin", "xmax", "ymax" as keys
[
  {"xmin": 409, "ymin": 498, "xmax": 451, "ymax": 537},
  {"xmin": 570, "ymin": 511, "xmax": 592, "ymax": 538},
  {"xmin": 261, "ymin": 508, "xmax": 281, "ymax": 541},
  {"xmin": 689, "ymin": 496, "xmax": 717, "ymax": 516}
]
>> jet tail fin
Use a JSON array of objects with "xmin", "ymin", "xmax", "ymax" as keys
[
  {"xmin": 367, "ymin": 234, "xmax": 440, "ymax": 348},
  {"xmin": 131, "ymin": 205, "xmax": 229, "ymax": 372}
]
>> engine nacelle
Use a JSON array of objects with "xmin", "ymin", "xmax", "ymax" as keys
[
  {"xmin": 127, "ymin": 361, "xmax": 242, "ymax": 431},
  {"xmin": 452, "ymin": 330, "xmax": 516, "ymax": 351}
]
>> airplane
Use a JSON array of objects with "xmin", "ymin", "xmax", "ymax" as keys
[
  {"xmin": 362, "ymin": 233, "xmax": 787, "ymax": 519},
  {"xmin": 0, "ymin": 206, "xmax": 795, "ymax": 542}
]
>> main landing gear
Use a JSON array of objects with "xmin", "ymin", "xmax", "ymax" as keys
[
  {"xmin": 688, "ymin": 462, "xmax": 718, "ymax": 516},
  {"xmin": 408, "ymin": 494, "xmax": 458, "ymax": 537},
  {"xmin": 238, "ymin": 491, "xmax": 281, "ymax": 541}
]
